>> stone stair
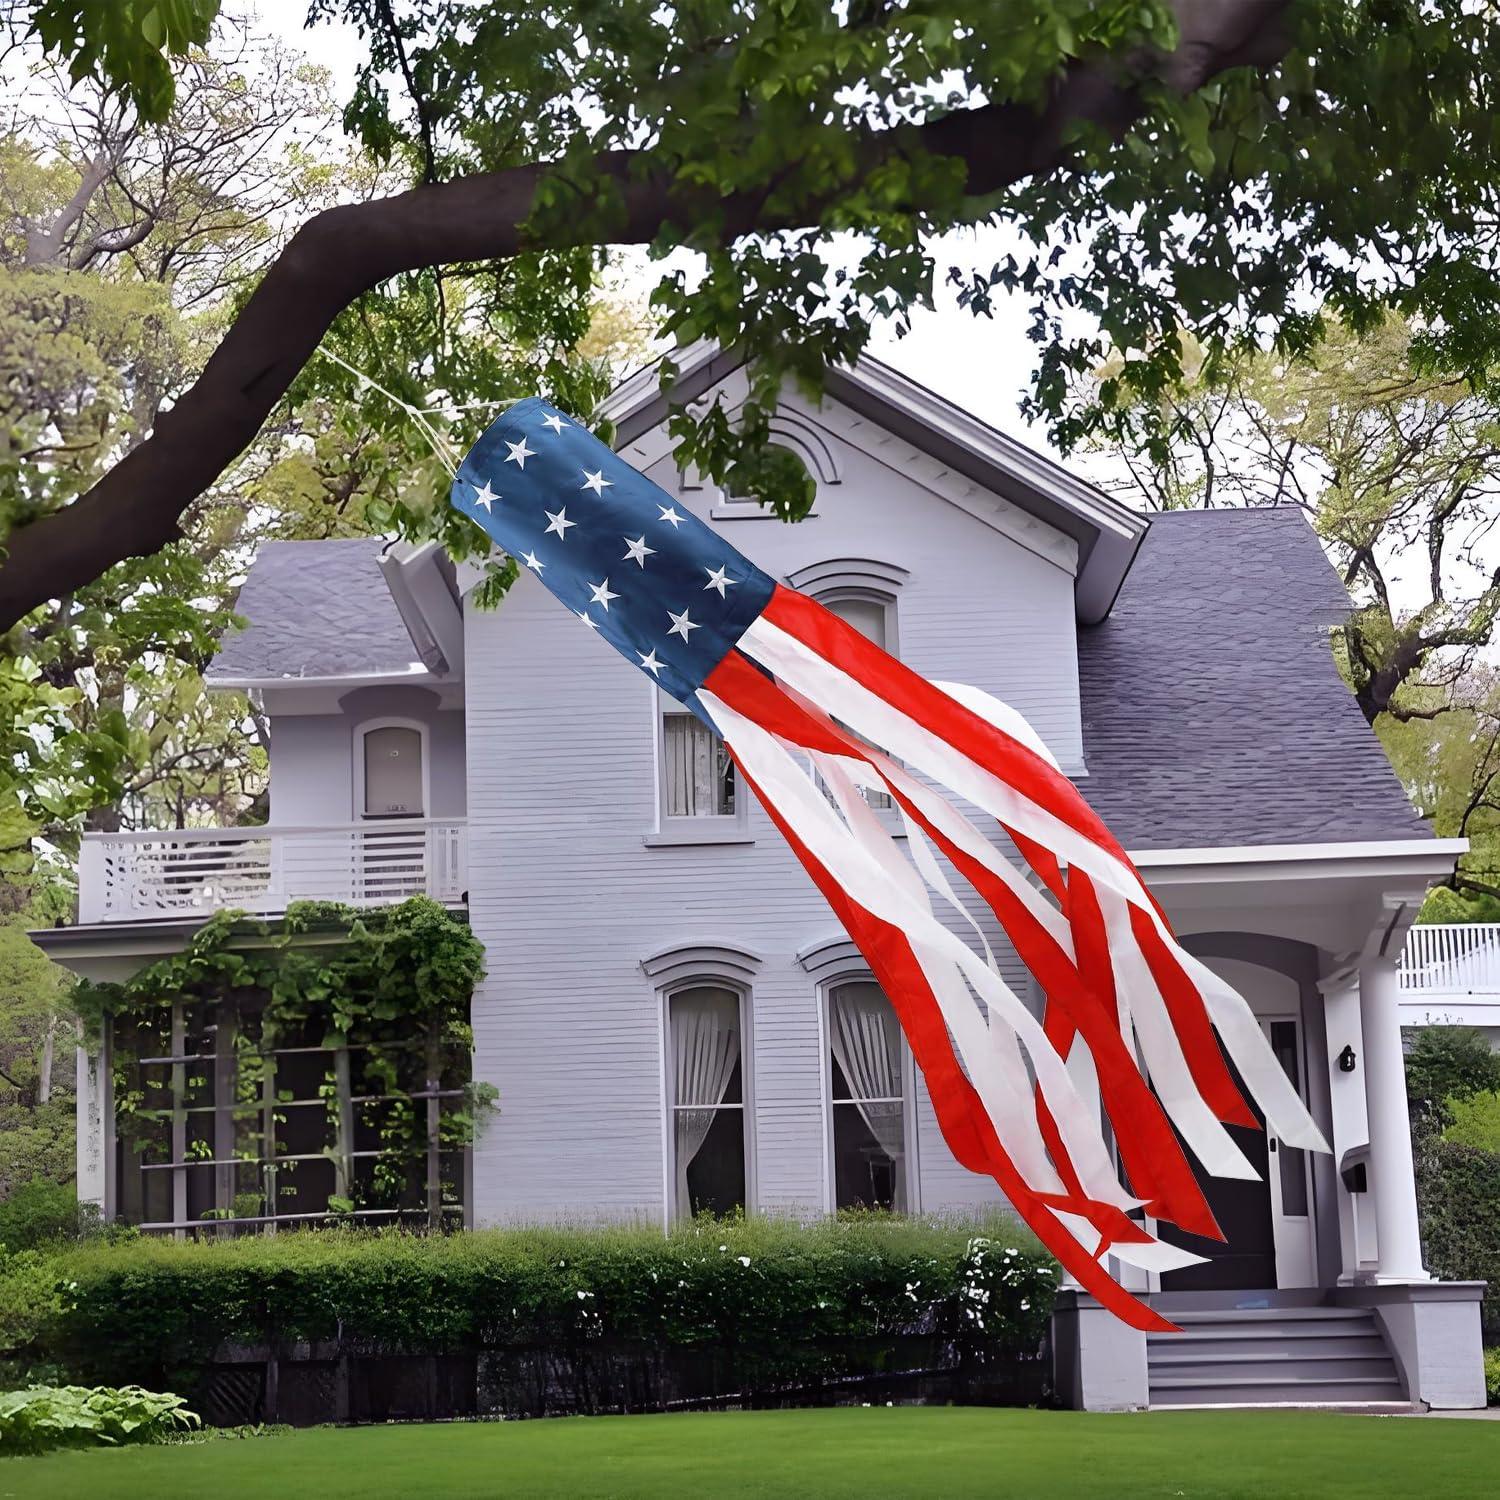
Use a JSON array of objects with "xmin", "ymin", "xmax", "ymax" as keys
[{"xmin": 1146, "ymin": 1305, "xmax": 1410, "ymax": 1408}]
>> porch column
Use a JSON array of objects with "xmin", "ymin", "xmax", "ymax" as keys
[{"xmin": 1357, "ymin": 953, "xmax": 1427, "ymax": 1282}]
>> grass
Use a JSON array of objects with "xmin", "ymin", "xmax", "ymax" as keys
[{"xmin": 3, "ymin": 1407, "xmax": 1496, "ymax": 1500}]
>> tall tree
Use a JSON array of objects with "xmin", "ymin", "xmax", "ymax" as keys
[
  {"xmin": 1, "ymin": 0, "xmax": 1499, "ymax": 628},
  {"xmin": 1081, "ymin": 315, "xmax": 1500, "ymax": 726}
]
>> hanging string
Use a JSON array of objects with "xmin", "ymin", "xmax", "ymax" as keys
[{"xmin": 313, "ymin": 346, "xmax": 527, "ymax": 478}]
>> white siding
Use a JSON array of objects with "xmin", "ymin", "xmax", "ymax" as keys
[
  {"xmin": 267, "ymin": 686, "xmax": 466, "ymax": 825},
  {"xmin": 464, "ymin": 393, "xmax": 1075, "ymax": 1224}
]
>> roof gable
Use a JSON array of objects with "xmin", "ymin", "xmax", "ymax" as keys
[{"xmin": 600, "ymin": 343, "xmax": 1147, "ymax": 622}]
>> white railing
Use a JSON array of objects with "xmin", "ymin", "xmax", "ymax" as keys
[
  {"xmin": 78, "ymin": 820, "xmax": 468, "ymax": 924},
  {"xmin": 1398, "ymin": 923, "xmax": 1500, "ymax": 998}
]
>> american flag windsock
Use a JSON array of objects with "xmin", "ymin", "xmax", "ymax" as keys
[{"xmin": 452, "ymin": 397, "xmax": 1329, "ymax": 1331}]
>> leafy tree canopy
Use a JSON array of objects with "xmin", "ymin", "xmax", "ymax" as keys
[
  {"xmin": 1405, "ymin": 1024, "xmax": 1500, "ymax": 1112},
  {"xmin": 2, "ymin": 0, "xmax": 1500, "ymax": 627}
]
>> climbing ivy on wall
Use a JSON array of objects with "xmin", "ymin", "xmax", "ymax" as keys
[{"xmin": 74, "ymin": 897, "xmax": 492, "ymax": 1231}]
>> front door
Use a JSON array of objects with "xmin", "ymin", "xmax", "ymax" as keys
[
  {"xmin": 1158, "ymin": 960, "xmax": 1317, "ymax": 1291},
  {"xmin": 1261, "ymin": 1015, "xmax": 1317, "ymax": 1288}
]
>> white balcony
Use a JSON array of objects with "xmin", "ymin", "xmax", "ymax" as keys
[
  {"xmin": 78, "ymin": 820, "xmax": 468, "ymax": 925},
  {"xmin": 1398, "ymin": 922, "xmax": 1500, "ymax": 1028}
]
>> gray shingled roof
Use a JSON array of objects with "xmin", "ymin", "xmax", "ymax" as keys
[
  {"xmin": 208, "ymin": 538, "xmax": 421, "ymax": 682},
  {"xmin": 1077, "ymin": 508, "xmax": 1429, "ymax": 850}
]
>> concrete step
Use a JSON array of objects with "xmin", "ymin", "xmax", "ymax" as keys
[
  {"xmin": 1149, "ymin": 1374, "xmax": 1406, "ymax": 1408},
  {"xmin": 1147, "ymin": 1354, "xmax": 1400, "ymax": 1382},
  {"xmin": 1144, "ymin": 1304, "xmax": 1404, "ymax": 1410},
  {"xmin": 1149, "ymin": 1333, "xmax": 1389, "ymax": 1359},
  {"xmin": 1155, "ymin": 1305, "xmax": 1372, "ymax": 1325}
]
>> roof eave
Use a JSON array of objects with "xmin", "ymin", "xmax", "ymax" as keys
[{"xmin": 598, "ymin": 343, "xmax": 1149, "ymax": 622}]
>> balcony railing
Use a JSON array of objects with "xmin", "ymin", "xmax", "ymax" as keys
[
  {"xmin": 1398, "ymin": 923, "xmax": 1500, "ymax": 998},
  {"xmin": 78, "ymin": 820, "xmax": 468, "ymax": 924}
]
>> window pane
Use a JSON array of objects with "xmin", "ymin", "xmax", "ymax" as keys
[
  {"xmin": 827, "ymin": 596, "xmax": 887, "ymax": 651},
  {"xmin": 822, "ymin": 600, "xmax": 892, "ymax": 805},
  {"xmin": 364, "ymin": 726, "xmax": 424, "ymax": 817},
  {"xmin": 1269, "ymin": 1020, "xmax": 1309, "ymax": 1216},
  {"xmin": 670, "ymin": 987, "xmax": 745, "ymax": 1217},
  {"xmin": 828, "ymin": 983, "xmax": 906, "ymax": 1210},
  {"xmin": 663, "ymin": 713, "xmax": 735, "ymax": 817}
]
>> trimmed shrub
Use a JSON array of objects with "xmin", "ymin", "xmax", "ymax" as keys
[
  {"xmin": 1485, "ymin": 1346, "xmax": 1499, "ymax": 1406},
  {"xmin": 0, "ymin": 1179, "xmax": 98, "ymax": 1252},
  {"xmin": 1414, "ymin": 1121, "xmax": 1500, "ymax": 1336},
  {"xmin": 1445, "ymin": 1090, "xmax": 1500, "ymax": 1154},
  {"xmin": 1404, "ymin": 1027, "xmax": 1500, "ymax": 1112},
  {"xmin": 0, "ymin": 1384, "xmax": 198, "ymax": 1455},
  {"xmin": 3, "ymin": 1215, "xmax": 1055, "ymax": 1405}
]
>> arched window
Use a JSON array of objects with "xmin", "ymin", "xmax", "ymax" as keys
[
  {"xmin": 355, "ymin": 719, "xmax": 427, "ymax": 820},
  {"xmin": 665, "ymin": 984, "xmax": 749, "ymax": 1219},
  {"xmin": 815, "ymin": 589, "xmax": 899, "ymax": 807},
  {"xmin": 826, "ymin": 979, "xmax": 910, "ymax": 1212}
]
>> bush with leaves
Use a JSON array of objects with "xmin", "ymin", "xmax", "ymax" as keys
[
  {"xmin": 7, "ymin": 1215, "xmax": 1055, "ymax": 1399},
  {"xmin": 1414, "ymin": 1116, "xmax": 1500, "ymax": 1337},
  {"xmin": 0, "ymin": 1383, "xmax": 198, "ymax": 1456},
  {"xmin": 0, "ymin": 1180, "xmax": 99, "ymax": 1253},
  {"xmin": 1404, "ymin": 1027, "xmax": 1500, "ymax": 1114},
  {"xmin": 1444, "ymin": 1092, "xmax": 1500, "ymax": 1156}
]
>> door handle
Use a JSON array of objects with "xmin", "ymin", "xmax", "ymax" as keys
[{"xmin": 1268, "ymin": 1138, "xmax": 1278, "ymax": 1153}]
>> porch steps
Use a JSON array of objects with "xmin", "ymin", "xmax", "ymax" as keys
[{"xmin": 1146, "ymin": 1305, "xmax": 1408, "ymax": 1409}]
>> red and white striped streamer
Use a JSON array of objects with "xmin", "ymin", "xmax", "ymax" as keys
[{"xmin": 697, "ymin": 585, "xmax": 1328, "ymax": 1331}]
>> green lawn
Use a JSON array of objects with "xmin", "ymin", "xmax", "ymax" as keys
[{"xmin": 4, "ymin": 1407, "xmax": 1495, "ymax": 1500}]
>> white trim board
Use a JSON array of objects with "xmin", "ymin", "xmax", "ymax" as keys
[{"xmin": 1132, "ymin": 838, "xmax": 1467, "ymax": 887}]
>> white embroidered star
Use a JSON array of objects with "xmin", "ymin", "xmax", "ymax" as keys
[
  {"xmin": 472, "ymin": 480, "xmax": 499, "ymax": 512},
  {"xmin": 638, "ymin": 648, "xmax": 664, "ymax": 677},
  {"xmin": 703, "ymin": 564, "xmax": 736, "ymax": 597},
  {"xmin": 504, "ymin": 438, "xmax": 535, "ymax": 468},
  {"xmin": 622, "ymin": 535, "xmax": 656, "ymax": 567},
  {"xmin": 543, "ymin": 507, "xmax": 575, "ymax": 540},
  {"xmin": 657, "ymin": 505, "xmax": 684, "ymax": 527},
  {"xmin": 588, "ymin": 578, "xmax": 619, "ymax": 611},
  {"xmin": 580, "ymin": 468, "xmax": 613, "ymax": 496},
  {"xmin": 541, "ymin": 412, "xmax": 567, "ymax": 434},
  {"xmin": 576, "ymin": 609, "xmax": 601, "ymax": 631},
  {"xmin": 520, "ymin": 550, "xmax": 545, "ymax": 573},
  {"xmin": 666, "ymin": 607, "xmax": 700, "ymax": 642}
]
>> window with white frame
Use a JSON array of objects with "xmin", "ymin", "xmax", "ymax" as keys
[
  {"xmin": 819, "ymin": 591, "xmax": 896, "ymax": 807},
  {"xmin": 667, "ymin": 985, "xmax": 747, "ymax": 1218},
  {"xmin": 357, "ymin": 721, "xmax": 426, "ymax": 819},
  {"xmin": 827, "ymin": 980, "xmax": 908, "ymax": 1211},
  {"xmin": 659, "ymin": 704, "xmax": 737, "ymax": 819}
]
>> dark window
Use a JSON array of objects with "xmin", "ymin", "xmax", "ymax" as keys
[
  {"xmin": 668, "ymin": 986, "xmax": 746, "ymax": 1217},
  {"xmin": 828, "ymin": 981, "xmax": 907, "ymax": 1210}
]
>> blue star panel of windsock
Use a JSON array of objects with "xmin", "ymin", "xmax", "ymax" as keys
[{"xmin": 452, "ymin": 397, "xmax": 775, "ymax": 714}]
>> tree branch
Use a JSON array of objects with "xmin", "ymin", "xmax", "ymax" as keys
[{"xmin": 0, "ymin": 0, "xmax": 1292, "ymax": 631}]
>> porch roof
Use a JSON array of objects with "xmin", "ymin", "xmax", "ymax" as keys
[
  {"xmin": 1077, "ymin": 508, "xmax": 1431, "ymax": 851},
  {"xmin": 208, "ymin": 538, "xmax": 424, "ymax": 685}
]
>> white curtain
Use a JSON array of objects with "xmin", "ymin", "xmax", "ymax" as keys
[
  {"xmin": 664, "ymin": 714, "xmax": 729, "ymax": 816},
  {"xmin": 830, "ymin": 983, "xmax": 906, "ymax": 1209},
  {"xmin": 671, "ymin": 987, "xmax": 740, "ymax": 1216}
]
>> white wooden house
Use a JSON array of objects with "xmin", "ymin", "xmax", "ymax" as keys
[{"xmin": 36, "ymin": 346, "xmax": 1488, "ymax": 1409}]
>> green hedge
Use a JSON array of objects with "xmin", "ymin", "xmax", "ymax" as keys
[
  {"xmin": 3, "ymin": 1215, "xmax": 1056, "ymax": 1396},
  {"xmin": 1414, "ymin": 1124, "xmax": 1500, "ymax": 1336}
]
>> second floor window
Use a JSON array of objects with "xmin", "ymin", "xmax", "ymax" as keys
[
  {"xmin": 661, "ymin": 705, "xmax": 736, "ymax": 819},
  {"xmin": 819, "ymin": 592, "xmax": 897, "ymax": 808}
]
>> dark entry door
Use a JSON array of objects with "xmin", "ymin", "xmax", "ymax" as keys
[{"xmin": 1157, "ymin": 1053, "xmax": 1275, "ymax": 1292}]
